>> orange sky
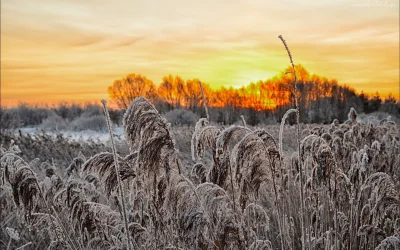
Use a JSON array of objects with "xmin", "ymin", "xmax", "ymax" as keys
[{"xmin": 1, "ymin": 0, "xmax": 399, "ymax": 107}]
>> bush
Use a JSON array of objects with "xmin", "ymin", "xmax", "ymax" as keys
[
  {"xmin": 80, "ymin": 104, "xmax": 103, "ymax": 118},
  {"xmin": 164, "ymin": 108, "xmax": 199, "ymax": 126},
  {"xmin": 40, "ymin": 113, "xmax": 68, "ymax": 131},
  {"xmin": 0, "ymin": 107, "xmax": 22, "ymax": 129},
  {"xmin": 70, "ymin": 115, "xmax": 107, "ymax": 132},
  {"xmin": 1, "ymin": 104, "xmax": 51, "ymax": 129}
]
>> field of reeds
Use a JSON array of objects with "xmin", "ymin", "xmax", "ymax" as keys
[{"xmin": 1, "ymin": 95, "xmax": 399, "ymax": 250}]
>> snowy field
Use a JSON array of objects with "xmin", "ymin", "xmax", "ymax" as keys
[{"xmin": 16, "ymin": 126, "xmax": 125, "ymax": 143}]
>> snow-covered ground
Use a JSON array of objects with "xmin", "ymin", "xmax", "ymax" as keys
[{"xmin": 16, "ymin": 126, "xmax": 125, "ymax": 143}]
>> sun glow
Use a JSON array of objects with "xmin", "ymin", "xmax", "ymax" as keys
[{"xmin": 1, "ymin": 0, "xmax": 399, "ymax": 107}]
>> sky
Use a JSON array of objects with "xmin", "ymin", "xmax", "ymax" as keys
[{"xmin": 1, "ymin": 0, "xmax": 399, "ymax": 106}]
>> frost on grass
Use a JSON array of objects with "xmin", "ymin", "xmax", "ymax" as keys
[{"xmin": 1, "ymin": 99, "xmax": 399, "ymax": 250}]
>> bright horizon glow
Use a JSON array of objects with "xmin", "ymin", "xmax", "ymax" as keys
[{"xmin": 1, "ymin": 0, "xmax": 399, "ymax": 107}]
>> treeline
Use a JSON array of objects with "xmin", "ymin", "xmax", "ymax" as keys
[
  {"xmin": 108, "ymin": 64, "xmax": 399, "ymax": 125},
  {"xmin": 1, "ymin": 65, "xmax": 399, "ymax": 129}
]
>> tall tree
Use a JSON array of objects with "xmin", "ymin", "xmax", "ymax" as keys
[{"xmin": 108, "ymin": 74, "xmax": 157, "ymax": 109}]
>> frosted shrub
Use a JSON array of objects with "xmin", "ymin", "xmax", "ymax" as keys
[
  {"xmin": 164, "ymin": 108, "xmax": 200, "ymax": 126},
  {"xmin": 70, "ymin": 114, "xmax": 107, "ymax": 132}
]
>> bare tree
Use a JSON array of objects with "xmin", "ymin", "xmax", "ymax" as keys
[{"xmin": 108, "ymin": 73, "xmax": 157, "ymax": 109}]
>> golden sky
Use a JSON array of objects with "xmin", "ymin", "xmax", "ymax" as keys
[{"xmin": 1, "ymin": 0, "xmax": 399, "ymax": 106}]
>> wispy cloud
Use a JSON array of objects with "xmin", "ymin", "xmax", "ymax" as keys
[{"xmin": 1, "ymin": 0, "xmax": 399, "ymax": 106}]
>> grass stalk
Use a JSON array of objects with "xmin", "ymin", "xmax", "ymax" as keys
[
  {"xmin": 199, "ymin": 81, "xmax": 210, "ymax": 121},
  {"xmin": 101, "ymin": 99, "xmax": 132, "ymax": 250},
  {"xmin": 15, "ymin": 242, "xmax": 32, "ymax": 250},
  {"xmin": 267, "ymin": 151, "xmax": 284, "ymax": 250},
  {"xmin": 240, "ymin": 115, "xmax": 247, "ymax": 128},
  {"xmin": 278, "ymin": 35, "xmax": 306, "ymax": 250}
]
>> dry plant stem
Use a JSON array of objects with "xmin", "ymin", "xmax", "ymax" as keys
[
  {"xmin": 349, "ymin": 192, "xmax": 355, "ymax": 249},
  {"xmin": 7, "ymin": 238, "xmax": 11, "ymax": 250},
  {"xmin": 334, "ymin": 172, "xmax": 338, "ymax": 250},
  {"xmin": 279, "ymin": 109, "xmax": 297, "ymax": 157},
  {"xmin": 266, "ymin": 151, "xmax": 284, "ymax": 250},
  {"xmin": 150, "ymin": 198, "xmax": 173, "ymax": 244},
  {"xmin": 0, "ymin": 214, "xmax": 15, "ymax": 229},
  {"xmin": 240, "ymin": 115, "xmax": 247, "ymax": 128},
  {"xmin": 228, "ymin": 163, "xmax": 236, "ymax": 214},
  {"xmin": 199, "ymin": 81, "xmax": 210, "ymax": 121},
  {"xmin": 101, "ymin": 99, "xmax": 132, "ymax": 250},
  {"xmin": 173, "ymin": 169, "xmax": 201, "ymax": 204},
  {"xmin": 175, "ymin": 156, "xmax": 182, "ymax": 174},
  {"xmin": 315, "ymin": 195, "xmax": 319, "ymax": 244},
  {"xmin": 46, "ymin": 202, "xmax": 78, "ymax": 250},
  {"xmin": 136, "ymin": 130, "xmax": 143, "ymax": 169},
  {"xmin": 278, "ymin": 35, "xmax": 306, "ymax": 250},
  {"xmin": 29, "ymin": 168, "xmax": 80, "ymax": 250},
  {"xmin": 279, "ymin": 159, "xmax": 291, "ymax": 250},
  {"xmin": 50, "ymin": 205, "xmax": 83, "ymax": 250},
  {"xmin": 15, "ymin": 242, "xmax": 32, "ymax": 250},
  {"xmin": 256, "ymin": 135, "xmax": 284, "ymax": 249}
]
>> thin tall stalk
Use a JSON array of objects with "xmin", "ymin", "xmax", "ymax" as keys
[
  {"xmin": 199, "ymin": 81, "xmax": 210, "ymax": 121},
  {"xmin": 228, "ymin": 162, "xmax": 236, "ymax": 214},
  {"xmin": 31, "ymin": 169, "xmax": 81, "ymax": 250},
  {"xmin": 240, "ymin": 115, "xmax": 247, "ymax": 128},
  {"xmin": 15, "ymin": 242, "xmax": 32, "ymax": 250},
  {"xmin": 101, "ymin": 99, "xmax": 132, "ymax": 250},
  {"xmin": 278, "ymin": 35, "xmax": 306, "ymax": 250},
  {"xmin": 267, "ymin": 151, "xmax": 284, "ymax": 250}
]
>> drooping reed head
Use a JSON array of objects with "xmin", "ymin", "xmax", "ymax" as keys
[{"xmin": 123, "ymin": 96, "xmax": 176, "ymax": 175}]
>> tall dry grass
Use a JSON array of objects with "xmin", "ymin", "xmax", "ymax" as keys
[{"xmin": 1, "ymin": 95, "xmax": 399, "ymax": 249}]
